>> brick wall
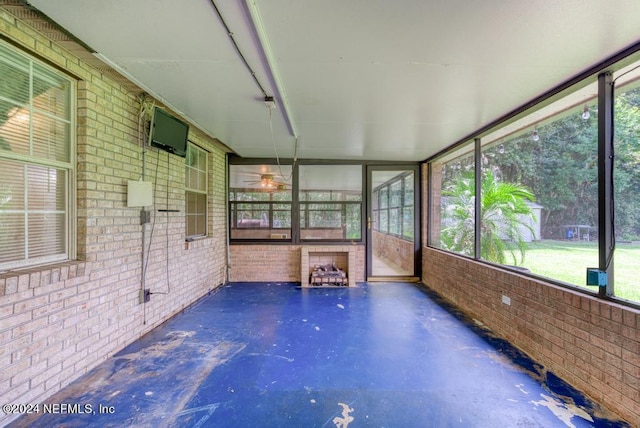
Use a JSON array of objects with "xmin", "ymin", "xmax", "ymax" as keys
[
  {"xmin": 230, "ymin": 244, "xmax": 365, "ymax": 284},
  {"xmin": 0, "ymin": 7, "xmax": 228, "ymax": 426},
  {"xmin": 421, "ymin": 169, "xmax": 640, "ymax": 424},
  {"xmin": 421, "ymin": 249, "xmax": 639, "ymax": 424}
]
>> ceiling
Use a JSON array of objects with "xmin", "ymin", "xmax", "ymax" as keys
[{"xmin": 24, "ymin": 0, "xmax": 640, "ymax": 162}]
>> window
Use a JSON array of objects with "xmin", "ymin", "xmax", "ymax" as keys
[
  {"xmin": 185, "ymin": 143, "xmax": 208, "ymax": 239},
  {"xmin": 428, "ymin": 55, "xmax": 640, "ymax": 306},
  {"xmin": 373, "ymin": 171, "xmax": 415, "ymax": 241},
  {"xmin": 613, "ymin": 60, "xmax": 640, "ymax": 304},
  {"xmin": 403, "ymin": 177, "xmax": 414, "ymax": 240},
  {"xmin": 229, "ymin": 164, "xmax": 292, "ymax": 240},
  {"xmin": 0, "ymin": 42, "xmax": 75, "ymax": 270},
  {"xmin": 377, "ymin": 187, "xmax": 388, "ymax": 233},
  {"xmin": 481, "ymin": 80, "xmax": 599, "ymax": 287},
  {"xmin": 428, "ymin": 143, "xmax": 475, "ymax": 256},
  {"xmin": 299, "ymin": 165, "xmax": 362, "ymax": 241}
]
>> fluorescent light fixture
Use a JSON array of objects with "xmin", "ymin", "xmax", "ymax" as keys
[{"xmin": 244, "ymin": 0, "xmax": 298, "ymax": 139}]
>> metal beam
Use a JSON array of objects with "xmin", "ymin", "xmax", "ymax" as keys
[
  {"xmin": 474, "ymin": 138, "xmax": 482, "ymax": 260},
  {"xmin": 597, "ymin": 72, "xmax": 614, "ymax": 297}
]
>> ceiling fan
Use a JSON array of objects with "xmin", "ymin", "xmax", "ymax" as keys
[{"xmin": 243, "ymin": 173, "xmax": 290, "ymax": 191}]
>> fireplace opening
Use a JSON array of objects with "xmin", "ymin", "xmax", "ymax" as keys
[{"xmin": 310, "ymin": 263, "xmax": 348, "ymax": 286}]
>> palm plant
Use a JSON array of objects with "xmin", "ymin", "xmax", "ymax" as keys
[{"xmin": 441, "ymin": 170, "xmax": 536, "ymax": 265}]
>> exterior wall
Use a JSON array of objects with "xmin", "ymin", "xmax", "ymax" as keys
[
  {"xmin": 230, "ymin": 244, "xmax": 365, "ymax": 284},
  {"xmin": 422, "ymin": 167, "xmax": 640, "ymax": 424},
  {"xmin": 0, "ymin": 8, "xmax": 227, "ymax": 426},
  {"xmin": 372, "ymin": 231, "xmax": 413, "ymax": 273}
]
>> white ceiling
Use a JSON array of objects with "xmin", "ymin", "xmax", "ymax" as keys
[{"xmin": 27, "ymin": 0, "xmax": 640, "ymax": 162}]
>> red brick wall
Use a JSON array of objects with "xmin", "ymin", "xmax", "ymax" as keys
[{"xmin": 422, "ymin": 247, "xmax": 640, "ymax": 424}]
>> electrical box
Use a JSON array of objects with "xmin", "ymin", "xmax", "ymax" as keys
[
  {"xmin": 127, "ymin": 180, "xmax": 153, "ymax": 207},
  {"xmin": 586, "ymin": 268, "xmax": 607, "ymax": 287},
  {"xmin": 140, "ymin": 210, "xmax": 151, "ymax": 225},
  {"xmin": 139, "ymin": 288, "xmax": 151, "ymax": 304}
]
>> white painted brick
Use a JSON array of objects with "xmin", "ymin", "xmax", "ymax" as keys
[
  {"xmin": 0, "ymin": 303, "xmax": 14, "ymax": 321},
  {"xmin": 9, "ymin": 358, "xmax": 47, "ymax": 387},
  {"xmin": 13, "ymin": 295, "xmax": 49, "ymax": 314},
  {"xmin": 12, "ymin": 316, "xmax": 49, "ymax": 340}
]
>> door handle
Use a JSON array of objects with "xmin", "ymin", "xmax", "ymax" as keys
[{"xmin": 367, "ymin": 216, "xmax": 371, "ymax": 230}]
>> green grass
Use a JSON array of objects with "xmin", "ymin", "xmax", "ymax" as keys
[{"xmin": 518, "ymin": 240, "xmax": 640, "ymax": 303}]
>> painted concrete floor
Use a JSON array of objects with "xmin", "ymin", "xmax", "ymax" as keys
[{"xmin": 11, "ymin": 282, "xmax": 628, "ymax": 428}]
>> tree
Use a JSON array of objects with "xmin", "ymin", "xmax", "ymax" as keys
[
  {"xmin": 613, "ymin": 91, "xmax": 640, "ymax": 240},
  {"xmin": 482, "ymin": 89, "xmax": 640, "ymax": 241},
  {"xmin": 441, "ymin": 170, "xmax": 536, "ymax": 265},
  {"xmin": 482, "ymin": 110, "xmax": 599, "ymax": 239}
]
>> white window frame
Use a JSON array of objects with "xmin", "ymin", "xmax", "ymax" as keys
[
  {"xmin": 185, "ymin": 143, "xmax": 208, "ymax": 239},
  {"xmin": 0, "ymin": 41, "xmax": 76, "ymax": 271}
]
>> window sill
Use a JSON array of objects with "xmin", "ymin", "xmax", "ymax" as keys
[
  {"xmin": 184, "ymin": 236, "xmax": 211, "ymax": 250},
  {"xmin": 0, "ymin": 260, "xmax": 89, "ymax": 297}
]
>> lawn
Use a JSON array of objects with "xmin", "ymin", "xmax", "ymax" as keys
[{"xmin": 518, "ymin": 240, "xmax": 640, "ymax": 303}]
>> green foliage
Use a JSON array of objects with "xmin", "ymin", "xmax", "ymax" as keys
[
  {"xmin": 485, "ymin": 114, "xmax": 598, "ymax": 238},
  {"xmin": 613, "ymin": 92, "xmax": 640, "ymax": 239},
  {"xmin": 481, "ymin": 171, "xmax": 536, "ymax": 264},
  {"xmin": 440, "ymin": 170, "xmax": 535, "ymax": 265},
  {"xmin": 440, "ymin": 173, "xmax": 475, "ymax": 257},
  {"xmin": 481, "ymin": 86, "xmax": 640, "ymax": 241}
]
